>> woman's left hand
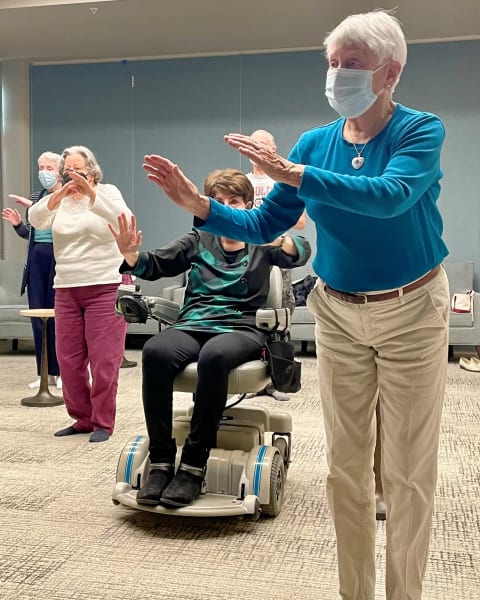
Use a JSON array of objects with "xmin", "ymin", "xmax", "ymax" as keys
[{"xmin": 224, "ymin": 133, "xmax": 305, "ymax": 188}]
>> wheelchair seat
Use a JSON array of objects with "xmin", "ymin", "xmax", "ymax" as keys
[{"xmin": 168, "ymin": 265, "xmax": 284, "ymax": 396}]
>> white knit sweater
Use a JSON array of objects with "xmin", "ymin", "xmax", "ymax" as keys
[{"xmin": 28, "ymin": 183, "xmax": 131, "ymax": 288}]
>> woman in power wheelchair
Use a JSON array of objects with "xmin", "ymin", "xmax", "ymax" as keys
[{"xmin": 110, "ymin": 169, "xmax": 311, "ymax": 508}]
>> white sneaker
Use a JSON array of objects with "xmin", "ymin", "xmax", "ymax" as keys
[
  {"xmin": 29, "ymin": 375, "xmax": 58, "ymax": 389},
  {"xmin": 375, "ymin": 495, "xmax": 387, "ymax": 520},
  {"xmin": 55, "ymin": 376, "xmax": 63, "ymax": 390},
  {"xmin": 28, "ymin": 378, "xmax": 41, "ymax": 389}
]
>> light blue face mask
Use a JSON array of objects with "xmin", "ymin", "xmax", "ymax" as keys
[
  {"xmin": 325, "ymin": 62, "xmax": 389, "ymax": 119},
  {"xmin": 38, "ymin": 170, "xmax": 58, "ymax": 190}
]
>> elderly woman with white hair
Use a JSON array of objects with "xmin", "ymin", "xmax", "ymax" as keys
[
  {"xmin": 140, "ymin": 10, "xmax": 449, "ymax": 600},
  {"xmin": 2, "ymin": 151, "xmax": 63, "ymax": 389},
  {"xmin": 29, "ymin": 146, "xmax": 132, "ymax": 443}
]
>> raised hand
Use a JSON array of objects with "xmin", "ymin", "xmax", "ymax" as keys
[
  {"xmin": 8, "ymin": 194, "xmax": 33, "ymax": 208},
  {"xmin": 108, "ymin": 213, "xmax": 142, "ymax": 267},
  {"xmin": 45, "ymin": 174, "xmax": 92, "ymax": 211},
  {"xmin": 2, "ymin": 207, "xmax": 22, "ymax": 226},
  {"xmin": 65, "ymin": 171, "xmax": 96, "ymax": 202},
  {"xmin": 143, "ymin": 154, "xmax": 210, "ymax": 219},
  {"xmin": 224, "ymin": 133, "xmax": 304, "ymax": 187}
]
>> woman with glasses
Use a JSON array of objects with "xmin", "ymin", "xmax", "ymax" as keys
[{"xmin": 29, "ymin": 145, "xmax": 132, "ymax": 443}]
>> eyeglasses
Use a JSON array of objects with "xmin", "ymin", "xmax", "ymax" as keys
[{"xmin": 63, "ymin": 169, "xmax": 88, "ymax": 177}]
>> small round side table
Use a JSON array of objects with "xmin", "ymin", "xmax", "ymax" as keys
[{"xmin": 19, "ymin": 309, "xmax": 64, "ymax": 407}]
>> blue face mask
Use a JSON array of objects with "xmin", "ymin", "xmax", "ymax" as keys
[
  {"xmin": 325, "ymin": 62, "xmax": 389, "ymax": 119},
  {"xmin": 38, "ymin": 170, "xmax": 58, "ymax": 190}
]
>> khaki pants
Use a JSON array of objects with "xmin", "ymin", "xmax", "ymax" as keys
[{"xmin": 307, "ymin": 267, "xmax": 449, "ymax": 600}]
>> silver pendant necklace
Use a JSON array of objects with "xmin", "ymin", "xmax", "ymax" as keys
[{"xmin": 351, "ymin": 141, "xmax": 367, "ymax": 170}]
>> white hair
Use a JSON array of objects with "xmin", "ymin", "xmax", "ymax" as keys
[
  {"xmin": 324, "ymin": 10, "xmax": 407, "ymax": 87},
  {"xmin": 60, "ymin": 145, "xmax": 103, "ymax": 183},
  {"xmin": 37, "ymin": 151, "xmax": 61, "ymax": 166},
  {"xmin": 250, "ymin": 129, "xmax": 277, "ymax": 149}
]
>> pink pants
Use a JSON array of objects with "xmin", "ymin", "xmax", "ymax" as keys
[{"xmin": 54, "ymin": 283, "xmax": 127, "ymax": 434}]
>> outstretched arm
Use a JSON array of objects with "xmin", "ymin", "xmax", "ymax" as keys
[
  {"xmin": 8, "ymin": 194, "xmax": 33, "ymax": 208},
  {"xmin": 142, "ymin": 155, "xmax": 211, "ymax": 219}
]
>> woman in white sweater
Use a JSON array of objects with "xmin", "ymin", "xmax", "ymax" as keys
[{"xmin": 29, "ymin": 146, "xmax": 132, "ymax": 442}]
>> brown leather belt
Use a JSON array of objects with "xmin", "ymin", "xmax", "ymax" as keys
[{"xmin": 324, "ymin": 265, "xmax": 441, "ymax": 305}]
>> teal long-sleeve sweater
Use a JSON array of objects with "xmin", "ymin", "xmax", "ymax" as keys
[{"xmin": 197, "ymin": 103, "xmax": 449, "ymax": 292}]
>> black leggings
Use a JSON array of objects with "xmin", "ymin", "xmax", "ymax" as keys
[{"xmin": 142, "ymin": 328, "xmax": 265, "ymax": 464}]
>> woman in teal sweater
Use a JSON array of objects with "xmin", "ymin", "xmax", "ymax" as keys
[{"xmin": 139, "ymin": 11, "xmax": 449, "ymax": 600}]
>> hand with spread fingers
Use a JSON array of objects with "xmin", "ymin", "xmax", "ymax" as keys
[
  {"xmin": 224, "ymin": 133, "xmax": 305, "ymax": 188},
  {"xmin": 1, "ymin": 207, "xmax": 22, "ymax": 226},
  {"xmin": 109, "ymin": 213, "xmax": 142, "ymax": 267},
  {"xmin": 143, "ymin": 154, "xmax": 211, "ymax": 219}
]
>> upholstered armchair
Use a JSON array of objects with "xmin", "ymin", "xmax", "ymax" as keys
[{"xmin": 444, "ymin": 261, "xmax": 480, "ymax": 355}]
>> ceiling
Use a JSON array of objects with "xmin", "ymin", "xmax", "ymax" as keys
[{"xmin": 0, "ymin": 0, "xmax": 479, "ymax": 64}]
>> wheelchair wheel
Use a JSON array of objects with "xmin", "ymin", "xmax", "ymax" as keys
[
  {"xmin": 272, "ymin": 436, "xmax": 290, "ymax": 469},
  {"xmin": 261, "ymin": 452, "xmax": 285, "ymax": 517},
  {"xmin": 115, "ymin": 434, "xmax": 149, "ymax": 488}
]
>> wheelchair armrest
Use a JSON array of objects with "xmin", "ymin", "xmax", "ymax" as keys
[
  {"xmin": 115, "ymin": 284, "xmax": 181, "ymax": 326},
  {"xmin": 149, "ymin": 296, "xmax": 181, "ymax": 325},
  {"xmin": 256, "ymin": 307, "xmax": 290, "ymax": 334},
  {"xmin": 162, "ymin": 283, "xmax": 184, "ymax": 302},
  {"xmin": 115, "ymin": 284, "xmax": 141, "ymax": 315}
]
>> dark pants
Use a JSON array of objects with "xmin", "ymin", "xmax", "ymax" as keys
[
  {"xmin": 27, "ymin": 242, "xmax": 59, "ymax": 376},
  {"xmin": 142, "ymin": 328, "xmax": 265, "ymax": 466}
]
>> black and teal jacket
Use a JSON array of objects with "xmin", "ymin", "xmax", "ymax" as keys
[{"xmin": 120, "ymin": 229, "xmax": 310, "ymax": 336}]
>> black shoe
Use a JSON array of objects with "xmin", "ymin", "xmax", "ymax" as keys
[
  {"xmin": 160, "ymin": 464, "xmax": 205, "ymax": 508},
  {"xmin": 136, "ymin": 464, "xmax": 174, "ymax": 505},
  {"xmin": 89, "ymin": 430, "xmax": 110, "ymax": 443},
  {"xmin": 54, "ymin": 425, "xmax": 89, "ymax": 437},
  {"xmin": 120, "ymin": 357, "xmax": 137, "ymax": 368}
]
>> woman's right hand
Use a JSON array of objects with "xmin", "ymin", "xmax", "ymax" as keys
[
  {"xmin": 143, "ymin": 154, "xmax": 211, "ymax": 220},
  {"xmin": 1, "ymin": 207, "xmax": 22, "ymax": 226},
  {"xmin": 108, "ymin": 213, "xmax": 142, "ymax": 267}
]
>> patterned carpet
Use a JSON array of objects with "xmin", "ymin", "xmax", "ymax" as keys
[{"xmin": 0, "ymin": 340, "xmax": 479, "ymax": 600}]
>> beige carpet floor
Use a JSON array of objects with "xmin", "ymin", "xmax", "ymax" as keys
[{"xmin": 0, "ymin": 339, "xmax": 479, "ymax": 600}]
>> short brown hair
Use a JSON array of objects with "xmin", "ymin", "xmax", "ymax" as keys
[{"xmin": 204, "ymin": 168, "xmax": 254, "ymax": 207}]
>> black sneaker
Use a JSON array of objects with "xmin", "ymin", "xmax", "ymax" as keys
[
  {"xmin": 136, "ymin": 464, "xmax": 174, "ymax": 505},
  {"xmin": 160, "ymin": 464, "xmax": 205, "ymax": 508},
  {"xmin": 120, "ymin": 357, "xmax": 138, "ymax": 368}
]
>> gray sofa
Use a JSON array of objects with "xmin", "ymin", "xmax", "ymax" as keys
[
  {"xmin": 4, "ymin": 259, "xmax": 476, "ymax": 354},
  {"xmin": 0, "ymin": 260, "xmax": 31, "ymax": 347},
  {"xmin": 290, "ymin": 261, "xmax": 480, "ymax": 354}
]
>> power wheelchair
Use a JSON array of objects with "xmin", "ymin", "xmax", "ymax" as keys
[{"xmin": 112, "ymin": 267, "xmax": 298, "ymax": 519}]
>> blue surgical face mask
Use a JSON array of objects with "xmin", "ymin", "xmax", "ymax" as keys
[
  {"xmin": 38, "ymin": 170, "xmax": 58, "ymax": 190},
  {"xmin": 325, "ymin": 62, "xmax": 389, "ymax": 119}
]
